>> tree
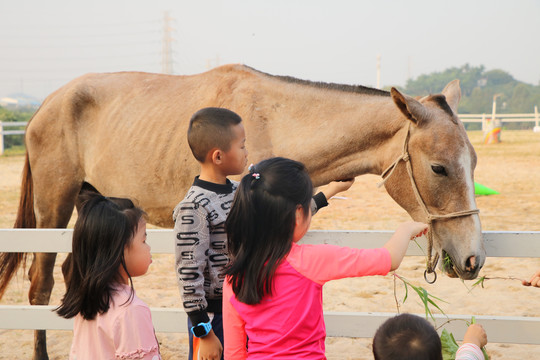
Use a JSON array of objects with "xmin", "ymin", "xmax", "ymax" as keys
[
  {"xmin": 404, "ymin": 64, "xmax": 485, "ymax": 97},
  {"xmin": 403, "ymin": 64, "xmax": 540, "ymax": 114},
  {"xmin": 485, "ymin": 69, "xmax": 515, "ymax": 86}
]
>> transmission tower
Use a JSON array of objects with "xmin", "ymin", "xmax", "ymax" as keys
[
  {"xmin": 161, "ymin": 11, "xmax": 174, "ymax": 74},
  {"xmin": 376, "ymin": 54, "xmax": 381, "ymax": 89}
]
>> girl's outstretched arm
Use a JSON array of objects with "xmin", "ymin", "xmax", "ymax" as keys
[{"xmin": 384, "ymin": 221, "xmax": 428, "ymax": 271}]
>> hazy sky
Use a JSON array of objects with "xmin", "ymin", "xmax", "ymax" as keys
[{"xmin": 1, "ymin": 0, "xmax": 539, "ymax": 100}]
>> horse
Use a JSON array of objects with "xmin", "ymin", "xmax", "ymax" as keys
[{"xmin": 0, "ymin": 64, "xmax": 484, "ymax": 360}]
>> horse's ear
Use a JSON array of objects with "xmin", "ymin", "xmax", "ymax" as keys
[
  {"xmin": 441, "ymin": 79, "xmax": 461, "ymax": 114},
  {"xmin": 391, "ymin": 87, "xmax": 428, "ymax": 125}
]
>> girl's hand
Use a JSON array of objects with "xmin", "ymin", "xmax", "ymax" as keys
[
  {"xmin": 385, "ymin": 221, "xmax": 428, "ymax": 271},
  {"xmin": 522, "ymin": 270, "xmax": 540, "ymax": 287},
  {"xmin": 408, "ymin": 222, "xmax": 429, "ymax": 240},
  {"xmin": 396, "ymin": 221, "xmax": 429, "ymax": 241},
  {"xmin": 463, "ymin": 323, "xmax": 488, "ymax": 348}
]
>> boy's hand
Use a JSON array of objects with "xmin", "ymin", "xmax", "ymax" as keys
[
  {"xmin": 198, "ymin": 330, "xmax": 223, "ymax": 360},
  {"xmin": 322, "ymin": 178, "xmax": 355, "ymax": 200},
  {"xmin": 463, "ymin": 323, "xmax": 488, "ymax": 348},
  {"xmin": 522, "ymin": 270, "xmax": 540, "ymax": 287}
]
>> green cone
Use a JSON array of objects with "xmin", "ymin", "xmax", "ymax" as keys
[{"xmin": 474, "ymin": 182, "xmax": 499, "ymax": 195}]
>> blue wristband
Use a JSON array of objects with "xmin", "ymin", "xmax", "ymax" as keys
[{"xmin": 191, "ymin": 321, "xmax": 212, "ymax": 338}]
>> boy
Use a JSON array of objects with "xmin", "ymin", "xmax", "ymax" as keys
[
  {"xmin": 372, "ymin": 313, "xmax": 487, "ymax": 360},
  {"xmin": 173, "ymin": 107, "xmax": 354, "ymax": 360}
]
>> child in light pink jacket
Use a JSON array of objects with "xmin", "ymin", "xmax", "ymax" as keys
[{"xmin": 56, "ymin": 192, "xmax": 160, "ymax": 360}]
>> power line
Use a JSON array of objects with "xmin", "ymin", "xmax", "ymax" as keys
[{"xmin": 1, "ymin": 39, "xmax": 160, "ymax": 49}]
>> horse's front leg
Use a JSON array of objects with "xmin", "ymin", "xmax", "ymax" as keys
[{"xmin": 28, "ymin": 252, "xmax": 57, "ymax": 360}]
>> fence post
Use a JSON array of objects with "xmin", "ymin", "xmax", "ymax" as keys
[
  {"xmin": 534, "ymin": 106, "xmax": 540, "ymax": 133},
  {"xmin": 484, "ymin": 95, "xmax": 502, "ymax": 144},
  {"xmin": 0, "ymin": 121, "xmax": 4, "ymax": 156}
]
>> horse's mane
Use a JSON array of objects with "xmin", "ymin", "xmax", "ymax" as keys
[
  {"xmin": 244, "ymin": 65, "xmax": 390, "ymax": 97},
  {"xmin": 426, "ymin": 94, "xmax": 455, "ymax": 118}
]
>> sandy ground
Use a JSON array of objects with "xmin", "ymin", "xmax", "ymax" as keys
[{"xmin": 1, "ymin": 130, "xmax": 540, "ymax": 359}]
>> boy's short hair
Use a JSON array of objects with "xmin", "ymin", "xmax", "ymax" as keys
[
  {"xmin": 187, "ymin": 107, "xmax": 243, "ymax": 162},
  {"xmin": 373, "ymin": 313, "xmax": 443, "ymax": 360}
]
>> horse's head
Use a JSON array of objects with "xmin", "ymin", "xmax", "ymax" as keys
[{"xmin": 384, "ymin": 80, "xmax": 484, "ymax": 280}]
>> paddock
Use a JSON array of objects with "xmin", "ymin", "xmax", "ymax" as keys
[{"xmin": 1, "ymin": 130, "xmax": 540, "ymax": 359}]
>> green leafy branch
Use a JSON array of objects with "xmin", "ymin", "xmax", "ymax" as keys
[
  {"xmin": 440, "ymin": 317, "xmax": 490, "ymax": 360},
  {"xmin": 392, "ymin": 273, "xmax": 490, "ymax": 359},
  {"xmin": 471, "ymin": 275, "xmax": 525, "ymax": 291},
  {"xmin": 393, "ymin": 273, "xmax": 448, "ymax": 323}
]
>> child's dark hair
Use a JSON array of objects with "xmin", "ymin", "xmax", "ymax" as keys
[
  {"xmin": 373, "ymin": 313, "xmax": 443, "ymax": 360},
  {"xmin": 187, "ymin": 107, "xmax": 243, "ymax": 162},
  {"xmin": 224, "ymin": 157, "xmax": 313, "ymax": 305},
  {"xmin": 56, "ymin": 191, "xmax": 145, "ymax": 320}
]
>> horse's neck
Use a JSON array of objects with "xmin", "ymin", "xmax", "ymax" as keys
[{"xmin": 263, "ymin": 91, "xmax": 406, "ymax": 186}]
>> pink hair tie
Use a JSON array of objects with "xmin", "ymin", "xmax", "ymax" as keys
[{"xmin": 252, "ymin": 173, "xmax": 260, "ymax": 180}]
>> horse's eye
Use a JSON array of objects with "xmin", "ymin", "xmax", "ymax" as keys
[{"xmin": 431, "ymin": 165, "xmax": 447, "ymax": 176}]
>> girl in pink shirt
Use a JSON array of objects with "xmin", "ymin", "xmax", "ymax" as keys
[
  {"xmin": 56, "ymin": 191, "xmax": 161, "ymax": 360},
  {"xmin": 223, "ymin": 157, "xmax": 428, "ymax": 359}
]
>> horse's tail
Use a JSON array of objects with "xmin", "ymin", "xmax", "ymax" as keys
[{"xmin": 0, "ymin": 152, "xmax": 34, "ymax": 298}]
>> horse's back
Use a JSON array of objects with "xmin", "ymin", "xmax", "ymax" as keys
[
  {"xmin": 23, "ymin": 64, "xmax": 319, "ymax": 226},
  {"xmin": 25, "ymin": 70, "xmax": 242, "ymax": 227}
]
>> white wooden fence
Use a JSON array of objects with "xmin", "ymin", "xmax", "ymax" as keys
[
  {"xmin": 1, "ymin": 229, "xmax": 540, "ymax": 344},
  {"xmin": 458, "ymin": 111, "xmax": 538, "ymax": 124},
  {"xmin": 459, "ymin": 110, "xmax": 540, "ymax": 132},
  {"xmin": 0, "ymin": 121, "xmax": 26, "ymax": 155}
]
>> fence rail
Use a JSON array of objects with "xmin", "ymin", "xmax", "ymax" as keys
[
  {"xmin": 1, "ymin": 229, "xmax": 540, "ymax": 344},
  {"xmin": 459, "ymin": 113, "xmax": 539, "ymax": 123}
]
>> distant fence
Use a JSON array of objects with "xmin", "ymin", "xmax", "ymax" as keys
[
  {"xmin": 0, "ymin": 121, "xmax": 26, "ymax": 155},
  {"xmin": 459, "ymin": 111, "xmax": 540, "ymax": 132},
  {"xmin": 1, "ymin": 229, "xmax": 540, "ymax": 344},
  {"xmin": 2, "ymin": 111, "xmax": 539, "ymax": 155}
]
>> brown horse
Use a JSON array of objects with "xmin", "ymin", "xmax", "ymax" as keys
[{"xmin": 0, "ymin": 64, "xmax": 484, "ymax": 359}]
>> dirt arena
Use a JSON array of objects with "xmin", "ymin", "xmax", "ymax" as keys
[{"xmin": 1, "ymin": 130, "xmax": 539, "ymax": 359}]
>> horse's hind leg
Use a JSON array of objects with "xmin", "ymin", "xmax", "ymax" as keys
[
  {"xmin": 28, "ymin": 158, "xmax": 82, "ymax": 360},
  {"xmin": 28, "ymin": 195, "xmax": 78, "ymax": 360},
  {"xmin": 28, "ymin": 253, "xmax": 57, "ymax": 360}
]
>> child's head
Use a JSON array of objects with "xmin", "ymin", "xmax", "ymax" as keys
[
  {"xmin": 57, "ymin": 192, "xmax": 148, "ymax": 320},
  {"xmin": 225, "ymin": 157, "xmax": 313, "ymax": 304},
  {"xmin": 187, "ymin": 107, "xmax": 247, "ymax": 174},
  {"xmin": 373, "ymin": 313, "xmax": 443, "ymax": 360}
]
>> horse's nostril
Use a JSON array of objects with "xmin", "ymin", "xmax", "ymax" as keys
[{"xmin": 465, "ymin": 255, "xmax": 477, "ymax": 271}]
